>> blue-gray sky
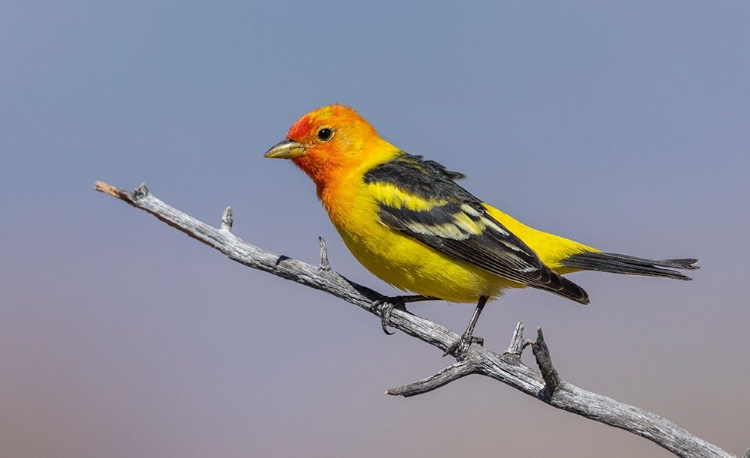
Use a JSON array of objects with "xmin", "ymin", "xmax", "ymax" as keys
[{"xmin": 2, "ymin": 1, "xmax": 749, "ymax": 457}]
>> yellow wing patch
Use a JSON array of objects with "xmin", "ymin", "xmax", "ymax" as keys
[{"xmin": 368, "ymin": 182, "xmax": 447, "ymax": 212}]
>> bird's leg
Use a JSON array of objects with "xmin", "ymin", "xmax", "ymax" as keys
[
  {"xmin": 373, "ymin": 295, "xmax": 439, "ymax": 335},
  {"xmin": 443, "ymin": 296, "xmax": 489, "ymax": 359}
]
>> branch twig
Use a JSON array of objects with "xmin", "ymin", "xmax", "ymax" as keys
[
  {"xmin": 94, "ymin": 181, "xmax": 738, "ymax": 458},
  {"xmin": 386, "ymin": 359, "xmax": 476, "ymax": 397},
  {"xmin": 531, "ymin": 327, "xmax": 561, "ymax": 399}
]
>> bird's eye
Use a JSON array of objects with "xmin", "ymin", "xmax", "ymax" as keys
[{"xmin": 317, "ymin": 128, "xmax": 333, "ymax": 142}]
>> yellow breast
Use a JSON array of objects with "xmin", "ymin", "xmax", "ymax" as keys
[{"xmin": 320, "ymin": 169, "xmax": 519, "ymax": 303}]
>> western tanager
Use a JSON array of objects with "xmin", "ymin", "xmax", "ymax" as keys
[{"xmin": 265, "ymin": 105, "xmax": 698, "ymax": 356}]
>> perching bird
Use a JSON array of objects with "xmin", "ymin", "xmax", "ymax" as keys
[{"xmin": 264, "ymin": 105, "xmax": 698, "ymax": 356}]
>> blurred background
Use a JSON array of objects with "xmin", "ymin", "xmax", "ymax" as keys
[{"xmin": 2, "ymin": 1, "xmax": 749, "ymax": 457}]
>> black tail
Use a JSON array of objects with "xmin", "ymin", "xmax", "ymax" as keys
[{"xmin": 560, "ymin": 252, "xmax": 699, "ymax": 280}]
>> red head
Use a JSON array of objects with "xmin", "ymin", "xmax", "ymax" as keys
[{"xmin": 264, "ymin": 105, "xmax": 393, "ymax": 191}]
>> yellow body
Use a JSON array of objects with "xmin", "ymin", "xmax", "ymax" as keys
[
  {"xmin": 315, "ymin": 141, "xmax": 595, "ymax": 303},
  {"xmin": 265, "ymin": 105, "xmax": 697, "ymax": 318}
]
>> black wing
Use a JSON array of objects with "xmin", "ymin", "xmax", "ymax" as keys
[{"xmin": 363, "ymin": 153, "xmax": 589, "ymax": 304}]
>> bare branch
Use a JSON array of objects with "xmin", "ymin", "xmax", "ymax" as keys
[
  {"xmin": 318, "ymin": 236, "xmax": 331, "ymax": 271},
  {"xmin": 386, "ymin": 359, "xmax": 476, "ymax": 397},
  {"xmin": 504, "ymin": 321, "xmax": 529, "ymax": 358},
  {"xmin": 530, "ymin": 327, "xmax": 561, "ymax": 398},
  {"xmin": 221, "ymin": 207, "xmax": 233, "ymax": 232},
  {"xmin": 94, "ymin": 181, "xmax": 736, "ymax": 458}
]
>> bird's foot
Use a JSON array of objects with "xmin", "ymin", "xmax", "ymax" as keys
[
  {"xmin": 443, "ymin": 334, "xmax": 484, "ymax": 360},
  {"xmin": 372, "ymin": 297, "xmax": 408, "ymax": 335},
  {"xmin": 373, "ymin": 295, "xmax": 436, "ymax": 335}
]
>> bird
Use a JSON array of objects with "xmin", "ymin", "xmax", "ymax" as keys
[{"xmin": 264, "ymin": 104, "xmax": 698, "ymax": 357}]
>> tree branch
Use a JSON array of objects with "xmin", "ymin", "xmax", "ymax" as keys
[{"xmin": 94, "ymin": 181, "xmax": 738, "ymax": 458}]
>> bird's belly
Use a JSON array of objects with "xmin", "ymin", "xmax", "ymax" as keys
[{"xmin": 336, "ymin": 222, "xmax": 519, "ymax": 303}]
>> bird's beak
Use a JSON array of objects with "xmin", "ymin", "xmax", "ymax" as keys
[{"xmin": 264, "ymin": 140, "xmax": 306, "ymax": 159}]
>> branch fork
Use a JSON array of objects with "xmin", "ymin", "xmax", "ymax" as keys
[{"xmin": 386, "ymin": 323, "xmax": 559, "ymax": 399}]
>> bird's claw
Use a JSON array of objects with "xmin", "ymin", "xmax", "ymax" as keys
[
  {"xmin": 443, "ymin": 334, "xmax": 484, "ymax": 360},
  {"xmin": 372, "ymin": 297, "xmax": 408, "ymax": 335}
]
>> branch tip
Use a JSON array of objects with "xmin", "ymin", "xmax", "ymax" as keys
[
  {"xmin": 94, "ymin": 181, "xmax": 131, "ymax": 200},
  {"xmin": 318, "ymin": 236, "xmax": 331, "ymax": 271},
  {"xmin": 531, "ymin": 327, "xmax": 561, "ymax": 397},
  {"xmin": 133, "ymin": 183, "xmax": 149, "ymax": 198},
  {"xmin": 504, "ymin": 321, "xmax": 527, "ymax": 357},
  {"xmin": 221, "ymin": 207, "xmax": 234, "ymax": 231}
]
